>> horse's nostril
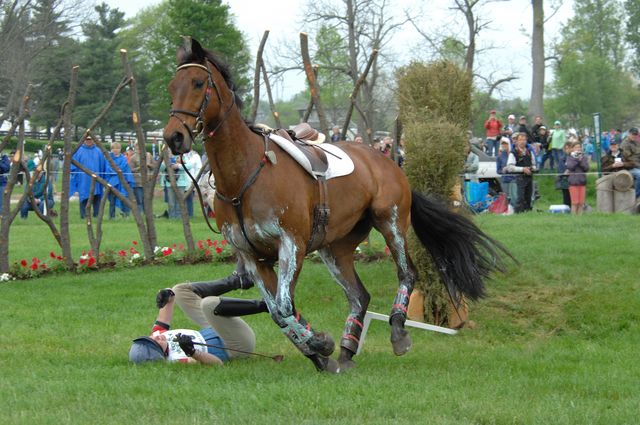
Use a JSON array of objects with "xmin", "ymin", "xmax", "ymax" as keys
[{"xmin": 171, "ymin": 131, "xmax": 183, "ymax": 146}]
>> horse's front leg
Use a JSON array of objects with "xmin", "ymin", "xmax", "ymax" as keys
[{"xmin": 239, "ymin": 235, "xmax": 340, "ymax": 373}]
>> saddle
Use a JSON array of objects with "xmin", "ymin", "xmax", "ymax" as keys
[{"xmin": 274, "ymin": 124, "xmax": 328, "ymax": 178}]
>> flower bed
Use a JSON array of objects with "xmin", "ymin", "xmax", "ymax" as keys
[{"xmin": 7, "ymin": 238, "xmax": 233, "ymax": 280}]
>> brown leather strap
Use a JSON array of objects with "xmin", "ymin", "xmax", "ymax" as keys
[{"xmin": 307, "ymin": 176, "xmax": 330, "ymax": 253}]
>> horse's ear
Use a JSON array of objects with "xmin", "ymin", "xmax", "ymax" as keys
[
  {"xmin": 177, "ymin": 36, "xmax": 205, "ymax": 64},
  {"xmin": 190, "ymin": 38, "xmax": 206, "ymax": 62}
]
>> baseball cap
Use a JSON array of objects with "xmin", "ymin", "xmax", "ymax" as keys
[
  {"xmin": 610, "ymin": 139, "xmax": 618, "ymax": 145},
  {"xmin": 129, "ymin": 336, "xmax": 166, "ymax": 364},
  {"xmin": 628, "ymin": 127, "xmax": 639, "ymax": 135},
  {"xmin": 539, "ymin": 126, "xmax": 546, "ymax": 130},
  {"xmin": 519, "ymin": 115, "xmax": 527, "ymax": 120},
  {"xmin": 554, "ymin": 120, "xmax": 561, "ymax": 125},
  {"xmin": 508, "ymin": 114, "xmax": 515, "ymax": 120},
  {"xmin": 500, "ymin": 137, "xmax": 510, "ymax": 144}
]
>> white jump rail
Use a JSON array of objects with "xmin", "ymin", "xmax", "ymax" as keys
[{"xmin": 357, "ymin": 311, "xmax": 458, "ymax": 355}]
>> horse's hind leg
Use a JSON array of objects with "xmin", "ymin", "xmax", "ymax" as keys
[
  {"xmin": 318, "ymin": 243, "xmax": 370, "ymax": 371},
  {"xmin": 372, "ymin": 204, "xmax": 417, "ymax": 356}
]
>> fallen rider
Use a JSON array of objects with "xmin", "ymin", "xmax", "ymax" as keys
[{"xmin": 129, "ymin": 268, "xmax": 268, "ymax": 365}]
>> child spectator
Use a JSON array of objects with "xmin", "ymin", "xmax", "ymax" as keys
[{"xmin": 565, "ymin": 141, "xmax": 589, "ymax": 215}]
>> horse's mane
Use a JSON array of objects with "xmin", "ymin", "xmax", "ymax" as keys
[{"xmin": 178, "ymin": 46, "xmax": 244, "ymax": 110}]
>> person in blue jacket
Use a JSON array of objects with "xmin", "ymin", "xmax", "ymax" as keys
[
  {"xmin": 70, "ymin": 136, "xmax": 106, "ymax": 218},
  {"xmin": 105, "ymin": 142, "xmax": 135, "ymax": 219}
]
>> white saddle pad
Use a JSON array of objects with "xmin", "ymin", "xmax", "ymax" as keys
[{"xmin": 269, "ymin": 134, "xmax": 354, "ymax": 180}]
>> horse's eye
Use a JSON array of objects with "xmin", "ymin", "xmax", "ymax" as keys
[{"xmin": 194, "ymin": 80, "xmax": 204, "ymax": 89}]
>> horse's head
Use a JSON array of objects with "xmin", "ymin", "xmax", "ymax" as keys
[{"xmin": 163, "ymin": 37, "xmax": 234, "ymax": 155}]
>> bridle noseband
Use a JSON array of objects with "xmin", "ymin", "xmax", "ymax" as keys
[{"xmin": 169, "ymin": 62, "xmax": 235, "ymax": 144}]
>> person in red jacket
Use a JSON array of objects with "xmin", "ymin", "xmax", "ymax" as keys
[{"xmin": 484, "ymin": 110, "xmax": 503, "ymax": 157}]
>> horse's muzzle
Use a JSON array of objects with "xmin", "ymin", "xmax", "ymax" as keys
[{"xmin": 164, "ymin": 130, "xmax": 191, "ymax": 155}]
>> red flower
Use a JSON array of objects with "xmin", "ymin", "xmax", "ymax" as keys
[
  {"xmin": 118, "ymin": 250, "xmax": 126, "ymax": 257},
  {"xmin": 206, "ymin": 239, "xmax": 213, "ymax": 247},
  {"xmin": 32, "ymin": 257, "xmax": 39, "ymax": 264},
  {"xmin": 79, "ymin": 258, "xmax": 86, "ymax": 265},
  {"xmin": 172, "ymin": 243, "xmax": 176, "ymax": 248},
  {"xmin": 197, "ymin": 240, "xmax": 204, "ymax": 249},
  {"xmin": 50, "ymin": 251, "xmax": 56, "ymax": 259},
  {"xmin": 129, "ymin": 247, "xmax": 136, "ymax": 254},
  {"xmin": 30, "ymin": 263, "xmax": 38, "ymax": 270},
  {"xmin": 56, "ymin": 256, "xmax": 63, "ymax": 260},
  {"xmin": 132, "ymin": 240, "xmax": 138, "ymax": 245},
  {"xmin": 221, "ymin": 240, "xmax": 227, "ymax": 246},
  {"xmin": 20, "ymin": 260, "xmax": 28, "ymax": 267},
  {"xmin": 88, "ymin": 250, "xmax": 93, "ymax": 257},
  {"xmin": 88, "ymin": 257, "xmax": 96, "ymax": 267},
  {"xmin": 213, "ymin": 240, "xmax": 218, "ymax": 247},
  {"xmin": 178, "ymin": 243, "xmax": 185, "ymax": 250},
  {"xmin": 162, "ymin": 247, "xmax": 173, "ymax": 257},
  {"xmin": 205, "ymin": 249, "xmax": 211, "ymax": 256},
  {"xmin": 40, "ymin": 264, "xmax": 47, "ymax": 269},
  {"xmin": 215, "ymin": 247, "xmax": 223, "ymax": 254}
]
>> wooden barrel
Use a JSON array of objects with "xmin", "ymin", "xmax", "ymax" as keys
[{"xmin": 612, "ymin": 170, "xmax": 634, "ymax": 191}]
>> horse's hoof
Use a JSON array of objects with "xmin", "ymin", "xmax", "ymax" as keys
[
  {"xmin": 338, "ymin": 359, "xmax": 357, "ymax": 372},
  {"xmin": 307, "ymin": 354, "xmax": 341, "ymax": 374},
  {"xmin": 322, "ymin": 357, "xmax": 341, "ymax": 374},
  {"xmin": 309, "ymin": 331, "xmax": 335, "ymax": 357},
  {"xmin": 391, "ymin": 331, "xmax": 412, "ymax": 356}
]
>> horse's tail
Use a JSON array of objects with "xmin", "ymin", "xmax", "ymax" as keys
[{"xmin": 410, "ymin": 190, "xmax": 513, "ymax": 302}]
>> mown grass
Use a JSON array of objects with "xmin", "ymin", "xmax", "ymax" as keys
[{"xmin": 1, "ymin": 205, "xmax": 639, "ymax": 424}]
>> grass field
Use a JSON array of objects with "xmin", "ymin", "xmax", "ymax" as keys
[{"xmin": 1, "ymin": 175, "xmax": 639, "ymax": 424}]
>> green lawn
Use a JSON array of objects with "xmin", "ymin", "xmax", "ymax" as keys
[{"xmin": 1, "ymin": 207, "xmax": 639, "ymax": 424}]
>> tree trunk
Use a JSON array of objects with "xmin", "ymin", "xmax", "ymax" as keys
[
  {"xmin": 59, "ymin": 67, "xmax": 79, "ymax": 269},
  {"xmin": 529, "ymin": 0, "xmax": 545, "ymax": 119}
]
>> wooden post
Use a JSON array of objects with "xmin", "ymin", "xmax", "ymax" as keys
[
  {"xmin": 250, "ymin": 31, "xmax": 270, "ymax": 122},
  {"xmin": 341, "ymin": 49, "xmax": 378, "ymax": 141},
  {"xmin": 0, "ymin": 85, "xmax": 33, "ymax": 273},
  {"xmin": 59, "ymin": 66, "xmax": 79, "ymax": 269},
  {"xmin": 300, "ymin": 32, "xmax": 329, "ymax": 136},
  {"xmin": 120, "ymin": 49, "xmax": 157, "ymax": 256}
]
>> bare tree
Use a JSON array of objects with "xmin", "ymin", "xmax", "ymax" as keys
[
  {"xmin": 0, "ymin": 0, "xmax": 87, "ymax": 123},
  {"xmin": 269, "ymin": 0, "xmax": 407, "ymax": 143},
  {"xmin": 529, "ymin": 0, "xmax": 545, "ymax": 120},
  {"xmin": 409, "ymin": 0, "xmax": 517, "ymax": 128}
]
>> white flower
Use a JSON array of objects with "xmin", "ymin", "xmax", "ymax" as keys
[
  {"xmin": 0, "ymin": 273, "xmax": 11, "ymax": 282},
  {"xmin": 80, "ymin": 254, "xmax": 89, "ymax": 260},
  {"xmin": 154, "ymin": 246, "xmax": 161, "ymax": 254},
  {"xmin": 130, "ymin": 253, "xmax": 142, "ymax": 263}
]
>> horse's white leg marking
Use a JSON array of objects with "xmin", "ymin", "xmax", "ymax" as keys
[{"xmin": 387, "ymin": 205, "xmax": 414, "ymax": 318}]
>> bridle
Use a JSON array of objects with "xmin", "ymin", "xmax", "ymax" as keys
[{"xmin": 168, "ymin": 61, "xmax": 235, "ymax": 144}]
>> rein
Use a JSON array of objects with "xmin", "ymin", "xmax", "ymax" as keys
[{"xmin": 180, "ymin": 158, "xmax": 220, "ymax": 235}]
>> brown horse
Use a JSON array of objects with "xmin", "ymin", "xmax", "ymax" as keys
[{"xmin": 163, "ymin": 37, "xmax": 508, "ymax": 373}]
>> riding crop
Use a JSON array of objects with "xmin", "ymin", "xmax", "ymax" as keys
[{"xmin": 192, "ymin": 341, "xmax": 284, "ymax": 362}]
